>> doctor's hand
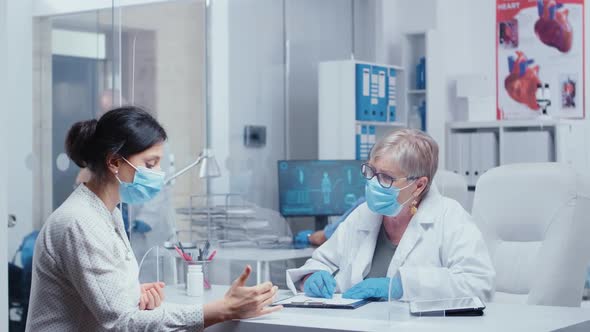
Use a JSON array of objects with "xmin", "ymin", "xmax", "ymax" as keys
[
  {"xmin": 294, "ymin": 230, "xmax": 313, "ymax": 248},
  {"xmin": 308, "ymin": 230, "xmax": 327, "ymax": 246},
  {"xmin": 303, "ymin": 270, "xmax": 336, "ymax": 299},
  {"xmin": 204, "ymin": 265, "xmax": 282, "ymax": 327},
  {"xmin": 139, "ymin": 282, "xmax": 166, "ymax": 310},
  {"xmin": 342, "ymin": 276, "xmax": 403, "ymax": 300}
]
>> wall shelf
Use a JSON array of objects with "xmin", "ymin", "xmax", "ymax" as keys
[
  {"xmin": 356, "ymin": 120, "xmax": 407, "ymax": 128},
  {"xmin": 446, "ymin": 119, "xmax": 586, "ymax": 210}
]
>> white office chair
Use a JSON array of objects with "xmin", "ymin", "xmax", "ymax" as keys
[
  {"xmin": 434, "ymin": 169, "xmax": 469, "ymax": 211},
  {"xmin": 472, "ymin": 163, "xmax": 590, "ymax": 307}
]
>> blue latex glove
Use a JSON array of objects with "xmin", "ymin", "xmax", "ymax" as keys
[
  {"xmin": 304, "ymin": 270, "xmax": 337, "ymax": 299},
  {"xmin": 132, "ymin": 220, "xmax": 152, "ymax": 234},
  {"xmin": 342, "ymin": 276, "xmax": 403, "ymax": 300},
  {"xmin": 294, "ymin": 230, "xmax": 313, "ymax": 248}
]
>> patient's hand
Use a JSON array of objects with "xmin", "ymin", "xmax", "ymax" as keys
[{"xmin": 139, "ymin": 282, "xmax": 166, "ymax": 310}]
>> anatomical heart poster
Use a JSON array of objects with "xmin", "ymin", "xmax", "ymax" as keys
[{"xmin": 497, "ymin": 0, "xmax": 585, "ymax": 119}]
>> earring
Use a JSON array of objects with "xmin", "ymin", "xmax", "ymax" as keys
[{"xmin": 410, "ymin": 199, "xmax": 418, "ymax": 215}]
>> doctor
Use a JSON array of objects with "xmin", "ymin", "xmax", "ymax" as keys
[
  {"xmin": 286, "ymin": 129, "xmax": 495, "ymax": 302},
  {"xmin": 27, "ymin": 107, "xmax": 281, "ymax": 331}
]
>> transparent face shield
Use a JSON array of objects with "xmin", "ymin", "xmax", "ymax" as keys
[
  {"xmin": 387, "ymin": 277, "xmax": 447, "ymax": 327},
  {"xmin": 138, "ymin": 244, "xmax": 213, "ymax": 291}
]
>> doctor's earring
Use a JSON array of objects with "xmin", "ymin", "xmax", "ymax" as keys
[{"xmin": 410, "ymin": 199, "xmax": 418, "ymax": 215}]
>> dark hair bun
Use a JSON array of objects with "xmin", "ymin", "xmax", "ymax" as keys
[{"xmin": 65, "ymin": 119, "xmax": 98, "ymax": 168}]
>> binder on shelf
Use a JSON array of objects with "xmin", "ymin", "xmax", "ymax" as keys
[
  {"xmin": 419, "ymin": 100, "xmax": 426, "ymax": 131},
  {"xmin": 416, "ymin": 57, "xmax": 426, "ymax": 90},
  {"xmin": 360, "ymin": 125, "xmax": 369, "ymax": 160},
  {"xmin": 503, "ymin": 130, "xmax": 552, "ymax": 164},
  {"xmin": 477, "ymin": 131, "xmax": 498, "ymax": 182},
  {"xmin": 368, "ymin": 126, "xmax": 376, "ymax": 155},
  {"xmin": 448, "ymin": 133, "xmax": 462, "ymax": 176},
  {"xmin": 355, "ymin": 64, "xmax": 372, "ymax": 121},
  {"xmin": 422, "ymin": 57, "xmax": 426, "ymax": 89},
  {"xmin": 469, "ymin": 133, "xmax": 481, "ymax": 186},
  {"xmin": 458, "ymin": 133, "xmax": 472, "ymax": 187},
  {"xmin": 355, "ymin": 124, "xmax": 362, "ymax": 160},
  {"xmin": 371, "ymin": 65, "xmax": 388, "ymax": 122},
  {"xmin": 388, "ymin": 68, "xmax": 397, "ymax": 122}
]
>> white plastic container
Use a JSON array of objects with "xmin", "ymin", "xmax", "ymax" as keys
[{"xmin": 187, "ymin": 264, "xmax": 204, "ymax": 298}]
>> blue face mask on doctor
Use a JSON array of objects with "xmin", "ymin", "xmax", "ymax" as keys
[
  {"xmin": 362, "ymin": 163, "xmax": 418, "ymax": 217},
  {"xmin": 116, "ymin": 157, "xmax": 165, "ymax": 205}
]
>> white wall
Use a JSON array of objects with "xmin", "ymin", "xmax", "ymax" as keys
[
  {"xmin": 1, "ymin": 0, "xmax": 10, "ymax": 328},
  {"xmin": 209, "ymin": 0, "xmax": 286, "ymax": 210},
  {"xmin": 209, "ymin": 0, "xmax": 231, "ymax": 195},
  {"xmin": 5, "ymin": 0, "xmax": 34, "ymax": 262},
  {"xmin": 285, "ymin": 0, "xmax": 353, "ymax": 160},
  {"xmin": 375, "ymin": 0, "xmax": 436, "ymax": 65},
  {"xmin": 226, "ymin": 0, "xmax": 285, "ymax": 210},
  {"xmin": 210, "ymin": 0, "xmax": 364, "ymax": 211},
  {"xmin": 375, "ymin": 0, "xmax": 450, "ymax": 166}
]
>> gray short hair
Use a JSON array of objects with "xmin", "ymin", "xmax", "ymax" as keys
[{"xmin": 369, "ymin": 129, "xmax": 439, "ymax": 192}]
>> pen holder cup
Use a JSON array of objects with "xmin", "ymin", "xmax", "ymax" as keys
[{"xmin": 182, "ymin": 260, "xmax": 212, "ymax": 290}]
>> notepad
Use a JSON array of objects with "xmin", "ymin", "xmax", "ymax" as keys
[{"xmin": 273, "ymin": 293, "xmax": 371, "ymax": 309}]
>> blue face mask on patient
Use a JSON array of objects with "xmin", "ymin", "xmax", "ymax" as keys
[
  {"xmin": 365, "ymin": 178, "xmax": 414, "ymax": 217},
  {"xmin": 116, "ymin": 158, "xmax": 165, "ymax": 205}
]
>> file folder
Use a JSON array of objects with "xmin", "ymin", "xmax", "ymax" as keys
[
  {"xmin": 388, "ymin": 68, "xmax": 397, "ymax": 122},
  {"xmin": 355, "ymin": 64, "xmax": 372, "ymax": 121},
  {"xmin": 371, "ymin": 65, "xmax": 388, "ymax": 121}
]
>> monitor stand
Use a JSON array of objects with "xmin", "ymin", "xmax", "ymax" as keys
[{"xmin": 315, "ymin": 216, "xmax": 329, "ymax": 231}]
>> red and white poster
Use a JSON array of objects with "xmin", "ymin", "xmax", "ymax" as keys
[{"xmin": 496, "ymin": 0, "xmax": 585, "ymax": 119}]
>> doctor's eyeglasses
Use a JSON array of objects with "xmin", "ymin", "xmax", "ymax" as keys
[{"xmin": 361, "ymin": 163, "xmax": 418, "ymax": 189}]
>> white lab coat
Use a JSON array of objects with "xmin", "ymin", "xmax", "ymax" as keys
[{"xmin": 286, "ymin": 186, "xmax": 496, "ymax": 302}]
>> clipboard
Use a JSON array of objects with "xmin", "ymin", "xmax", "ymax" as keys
[{"xmin": 272, "ymin": 293, "xmax": 372, "ymax": 309}]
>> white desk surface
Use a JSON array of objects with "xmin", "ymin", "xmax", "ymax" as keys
[
  {"xmin": 215, "ymin": 247, "xmax": 315, "ymax": 262},
  {"xmin": 166, "ymin": 285, "xmax": 590, "ymax": 332}
]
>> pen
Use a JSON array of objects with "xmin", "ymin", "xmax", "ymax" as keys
[
  {"xmin": 203, "ymin": 241, "xmax": 210, "ymax": 257},
  {"xmin": 331, "ymin": 269, "xmax": 340, "ymax": 278},
  {"xmin": 174, "ymin": 246, "xmax": 191, "ymax": 262},
  {"xmin": 319, "ymin": 269, "xmax": 340, "ymax": 295}
]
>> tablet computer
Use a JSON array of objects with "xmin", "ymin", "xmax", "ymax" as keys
[{"xmin": 409, "ymin": 297, "xmax": 485, "ymax": 316}]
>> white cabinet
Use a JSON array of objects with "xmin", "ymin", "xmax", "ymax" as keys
[{"xmin": 447, "ymin": 120, "xmax": 585, "ymax": 189}]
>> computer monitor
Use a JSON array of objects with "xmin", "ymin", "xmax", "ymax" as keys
[{"xmin": 278, "ymin": 160, "xmax": 365, "ymax": 217}]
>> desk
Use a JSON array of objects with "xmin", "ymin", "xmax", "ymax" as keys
[
  {"xmin": 215, "ymin": 247, "xmax": 315, "ymax": 284},
  {"xmin": 167, "ymin": 285, "xmax": 590, "ymax": 332}
]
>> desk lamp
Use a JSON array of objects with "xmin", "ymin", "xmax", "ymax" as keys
[{"xmin": 165, "ymin": 148, "xmax": 221, "ymax": 185}]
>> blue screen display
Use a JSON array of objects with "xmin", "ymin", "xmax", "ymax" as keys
[{"xmin": 278, "ymin": 160, "xmax": 366, "ymax": 217}]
